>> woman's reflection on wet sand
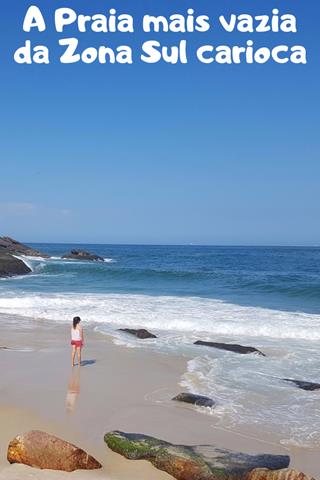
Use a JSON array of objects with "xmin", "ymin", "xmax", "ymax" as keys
[{"xmin": 65, "ymin": 367, "xmax": 80, "ymax": 413}]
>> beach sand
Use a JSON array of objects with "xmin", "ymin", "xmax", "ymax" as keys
[{"xmin": 0, "ymin": 314, "xmax": 319, "ymax": 479}]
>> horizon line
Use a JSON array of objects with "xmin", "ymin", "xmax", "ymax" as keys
[{"xmin": 25, "ymin": 241, "xmax": 320, "ymax": 248}]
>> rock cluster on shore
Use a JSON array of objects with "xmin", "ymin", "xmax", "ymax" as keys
[{"xmin": 3, "ymin": 428, "xmax": 315, "ymax": 479}]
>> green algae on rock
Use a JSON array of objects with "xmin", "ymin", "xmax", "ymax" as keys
[{"xmin": 104, "ymin": 431, "xmax": 289, "ymax": 480}]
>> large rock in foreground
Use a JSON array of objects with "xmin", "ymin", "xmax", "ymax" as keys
[
  {"xmin": 194, "ymin": 341, "xmax": 266, "ymax": 356},
  {"xmin": 247, "ymin": 468, "xmax": 315, "ymax": 480},
  {"xmin": 7, "ymin": 430, "xmax": 102, "ymax": 472},
  {"xmin": 0, "ymin": 252, "xmax": 31, "ymax": 278},
  {"xmin": 0, "ymin": 236, "xmax": 48, "ymax": 258},
  {"xmin": 62, "ymin": 250, "xmax": 104, "ymax": 262},
  {"xmin": 119, "ymin": 328, "xmax": 157, "ymax": 339},
  {"xmin": 104, "ymin": 431, "xmax": 289, "ymax": 480},
  {"xmin": 172, "ymin": 393, "xmax": 215, "ymax": 408}
]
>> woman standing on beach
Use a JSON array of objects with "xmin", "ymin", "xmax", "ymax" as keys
[{"xmin": 71, "ymin": 316, "xmax": 84, "ymax": 367}]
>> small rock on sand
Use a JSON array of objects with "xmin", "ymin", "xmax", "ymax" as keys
[
  {"xmin": 172, "ymin": 393, "xmax": 215, "ymax": 408},
  {"xmin": 119, "ymin": 328, "xmax": 157, "ymax": 339},
  {"xmin": 194, "ymin": 340, "xmax": 265, "ymax": 356},
  {"xmin": 283, "ymin": 379, "xmax": 320, "ymax": 391}
]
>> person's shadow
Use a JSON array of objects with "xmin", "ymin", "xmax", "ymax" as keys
[{"xmin": 80, "ymin": 359, "xmax": 96, "ymax": 367}]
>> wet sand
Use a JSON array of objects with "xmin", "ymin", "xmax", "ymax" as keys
[{"xmin": 0, "ymin": 314, "xmax": 318, "ymax": 479}]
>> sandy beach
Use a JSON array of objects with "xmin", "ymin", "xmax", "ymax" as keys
[{"xmin": 0, "ymin": 312, "xmax": 319, "ymax": 479}]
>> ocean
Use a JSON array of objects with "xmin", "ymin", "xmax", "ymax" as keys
[{"xmin": 1, "ymin": 244, "xmax": 320, "ymax": 447}]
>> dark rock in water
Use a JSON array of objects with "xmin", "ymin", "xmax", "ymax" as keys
[
  {"xmin": 283, "ymin": 378, "xmax": 320, "ymax": 391},
  {"xmin": 105, "ymin": 431, "xmax": 289, "ymax": 480},
  {"xmin": 0, "ymin": 236, "xmax": 47, "ymax": 278},
  {"xmin": 7, "ymin": 430, "xmax": 102, "ymax": 472},
  {"xmin": 62, "ymin": 250, "xmax": 104, "ymax": 262},
  {"xmin": 172, "ymin": 393, "xmax": 215, "ymax": 408},
  {"xmin": 194, "ymin": 340, "xmax": 266, "ymax": 356},
  {"xmin": 0, "ymin": 253, "xmax": 31, "ymax": 278},
  {"xmin": 247, "ymin": 468, "xmax": 315, "ymax": 480},
  {"xmin": 0, "ymin": 236, "xmax": 49, "ymax": 258},
  {"xmin": 119, "ymin": 328, "xmax": 157, "ymax": 339}
]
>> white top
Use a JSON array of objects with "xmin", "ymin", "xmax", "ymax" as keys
[{"xmin": 71, "ymin": 327, "xmax": 81, "ymax": 341}]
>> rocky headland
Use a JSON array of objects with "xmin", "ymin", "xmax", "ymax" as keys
[
  {"xmin": 0, "ymin": 236, "xmax": 48, "ymax": 278},
  {"xmin": 0, "ymin": 236, "xmax": 48, "ymax": 258}
]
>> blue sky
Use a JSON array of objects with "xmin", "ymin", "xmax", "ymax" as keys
[{"xmin": 0, "ymin": 0, "xmax": 319, "ymax": 245}]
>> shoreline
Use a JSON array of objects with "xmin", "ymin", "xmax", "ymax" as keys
[{"xmin": 0, "ymin": 313, "xmax": 319, "ymax": 479}]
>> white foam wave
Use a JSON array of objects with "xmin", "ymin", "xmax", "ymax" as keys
[
  {"xmin": 0, "ymin": 292, "xmax": 319, "ymax": 341},
  {"xmin": 12, "ymin": 255, "xmax": 34, "ymax": 272},
  {"xmin": 19, "ymin": 255, "xmax": 115, "ymax": 265},
  {"xmin": 0, "ymin": 289, "xmax": 319, "ymax": 447},
  {"xmin": 181, "ymin": 354, "xmax": 320, "ymax": 446},
  {"xmin": 21, "ymin": 255, "xmax": 49, "ymax": 262}
]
